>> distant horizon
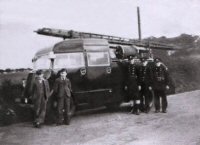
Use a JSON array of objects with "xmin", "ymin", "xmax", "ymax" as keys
[
  {"xmin": 0, "ymin": 68, "xmax": 32, "ymax": 70},
  {"xmin": 0, "ymin": 32, "xmax": 199, "ymax": 70}
]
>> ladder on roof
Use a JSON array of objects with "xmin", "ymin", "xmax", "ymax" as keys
[{"xmin": 35, "ymin": 27, "xmax": 177, "ymax": 50}]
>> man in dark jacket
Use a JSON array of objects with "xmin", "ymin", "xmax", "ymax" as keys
[
  {"xmin": 152, "ymin": 58, "xmax": 170, "ymax": 113},
  {"xmin": 127, "ymin": 56, "xmax": 140, "ymax": 115},
  {"xmin": 32, "ymin": 70, "xmax": 50, "ymax": 128},
  {"xmin": 138, "ymin": 58, "xmax": 153, "ymax": 113},
  {"xmin": 53, "ymin": 69, "xmax": 72, "ymax": 125}
]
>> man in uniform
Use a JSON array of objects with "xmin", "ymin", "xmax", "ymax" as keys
[
  {"xmin": 53, "ymin": 68, "xmax": 72, "ymax": 125},
  {"xmin": 127, "ymin": 56, "xmax": 140, "ymax": 115},
  {"xmin": 32, "ymin": 70, "xmax": 50, "ymax": 128},
  {"xmin": 152, "ymin": 58, "xmax": 170, "ymax": 113},
  {"xmin": 138, "ymin": 58, "xmax": 153, "ymax": 113}
]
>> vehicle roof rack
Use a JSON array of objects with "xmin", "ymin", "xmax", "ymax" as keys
[{"xmin": 35, "ymin": 27, "xmax": 177, "ymax": 50}]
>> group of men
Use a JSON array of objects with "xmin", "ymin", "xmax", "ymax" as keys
[
  {"xmin": 30, "ymin": 57, "xmax": 170, "ymax": 128},
  {"xmin": 31, "ymin": 68, "xmax": 72, "ymax": 128},
  {"xmin": 127, "ymin": 57, "xmax": 170, "ymax": 115}
]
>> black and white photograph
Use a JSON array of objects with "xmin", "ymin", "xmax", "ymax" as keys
[{"xmin": 0, "ymin": 0, "xmax": 200, "ymax": 144}]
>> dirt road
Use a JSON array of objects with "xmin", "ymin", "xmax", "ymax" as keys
[{"xmin": 1, "ymin": 90, "xmax": 200, "ymax": 145}]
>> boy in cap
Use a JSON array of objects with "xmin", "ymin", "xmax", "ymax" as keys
[
  {"xmin": 32, "ymin": 70, "xmax": 50, "ymax": 128},
  {"xmin": 53, "ymin": 69, "xmax": 72, "ymax": 125}
]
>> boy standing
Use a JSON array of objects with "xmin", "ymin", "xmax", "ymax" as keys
[
  {"xmin": 32, "ymin": 70, "xmax": 50, "ymax": 128},
  {"xmin": 53, "ymin": 69, "xmax": 72, "ymax": 125}
]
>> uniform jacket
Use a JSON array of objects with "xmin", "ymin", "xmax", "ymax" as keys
[
  {"xmin": 32, "ymin": 78, "xmax": 50, "ymax": 101},
  {"xmin": 127, "ymin": 62, "xmax": 140, "ymax": 96},
  {"xmin": 53, "ymin": 77, "xmax": 72, "ymax": 98},
  {"xmin": 128, "ymin": 63, "xmax": 139, "ymax": 79},
  {"xmin": 127, "ymin": 62, "xmax": 140, "ymax": 85},
  {"xmin": 152, "ymin": 64, "xmax": 170, "ymax": 90},
  {"xmin": 138, "ymin": 63, "xmax": 153, "ymax": 87}
]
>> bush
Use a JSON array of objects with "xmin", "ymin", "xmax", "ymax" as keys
[
  {"xmin": 0, "ymin": 79, "xmax": 23, "ymax": 105},
  {"xmin": 165, "ymin": 57, "xmax": 200, "ymax": 93},
  {"xmin": 0, "ymin": 79, "xmax": 33, "ymax": 125}
]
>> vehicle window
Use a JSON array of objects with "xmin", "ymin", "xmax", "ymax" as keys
[
  {"xmin": 54, "ymin": 53, "xmax": 85, "ymax": 69},
  {"xmin": 34, "ymin": 56, "xmax": 51, "ymax": 69},
  {"xmin": 87, "ymin": 52, "xmax": 110, "ymax": 66},
  {"xmin": 109, "ymin": 49, "xmax": 116, "ymax": 59}
]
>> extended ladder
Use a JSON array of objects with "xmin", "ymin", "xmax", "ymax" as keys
[{"xmin": 35, "ymin": 27, "xmax": 177, "ymax": 50}]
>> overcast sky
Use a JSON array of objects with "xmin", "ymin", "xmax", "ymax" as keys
[{"xmin": 0, "ymin": 0, "xmax": 200, "ymax": 69}]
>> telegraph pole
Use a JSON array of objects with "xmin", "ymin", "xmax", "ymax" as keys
[{"xmin": 137, "ymin": 7, "xmax": 142, "ymax": 41}]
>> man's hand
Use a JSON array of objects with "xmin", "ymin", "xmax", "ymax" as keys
[
  {"xmin": 24, "ymin": 98, "xmax": 28, "ymax": 104},
  {"xmin": 138, "ymin": 85, "xmax": 141, "ymax": 91},
  {"xmin": 149, "ymin": 86, "xmax": 152, "ymax": 91},
  {"xmin": 166, "ymin": 85, "xmax": 170, "ymax": 90},
  {"xmin": 53, "ymin": 101, "xmax": 57, "ymax": 108},
  {"xmin": 124, "ymin": 86, "xmax": 128, "ymax": 90}
]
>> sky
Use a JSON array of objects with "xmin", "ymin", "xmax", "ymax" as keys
[{"xmin": 0, "ymin": 0, "xmax": 200, "ymax": 69}]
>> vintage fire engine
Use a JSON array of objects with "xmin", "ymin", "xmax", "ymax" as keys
[{"xmin": 22, "ymin": 8, "xmax": 176, "ymax": 117}]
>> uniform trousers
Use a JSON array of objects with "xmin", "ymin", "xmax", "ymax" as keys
[
  {"xmin": 139, "ymin": 84, "xmax": 151, "ymax": 112},
  {"xmin": 154, "ymin": 90, "xmax": 167, "ymax": 111},
  {"xmin": 128, "ymin": 77, "xmax": 140, "ymax": 110}
]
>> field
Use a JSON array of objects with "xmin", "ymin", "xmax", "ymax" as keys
[
  {"xmin": 0, "ymin": 72, "xmax": 29, "ymax": 116},
  {"xmin": 0, "ymin": 72, "xmax": 29, "ymax": 86}
]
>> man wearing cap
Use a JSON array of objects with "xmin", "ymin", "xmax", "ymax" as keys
[
  {"xmin": 53, "ymin": 68, "xmax": 72, "ymax": 125},
  {"xmin": 152, "ymin": 58, "xmax": 170, "ymax": 113},
  {"xmin": 32, "ymin": 70, "xmax": 50, "ymax": 128},
  {"xmin": 138, "ymin": 58, "xmax": 153, "ymax": 113},
  {"xmin": 127, "ymin": 56, "xmax": 140, "ymax": 115}
]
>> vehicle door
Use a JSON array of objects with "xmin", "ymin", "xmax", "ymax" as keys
[{"xmin": 85, "ymin": 50, "xmax": 112, "ymax": 106}]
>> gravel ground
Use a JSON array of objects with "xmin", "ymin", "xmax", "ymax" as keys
[{"xmin": 1, "ymin": 90, "xmax": 200, "ymax": 145}]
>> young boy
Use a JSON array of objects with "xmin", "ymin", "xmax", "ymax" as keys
[
  {"xmin": 53, "ymin": 69, "xmax": 72, "ymax": 125},
  {"xmin": 32, "ymin": 70, "xmax": 50, "ymax": 128}
]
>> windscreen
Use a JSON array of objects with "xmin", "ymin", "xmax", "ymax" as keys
[
  {"xmin": 87, "ymin": 52, "xmax": 110, "ymax": 66},
  {"xmin": 54, "ymin": 53, "xmax": 85, "ymax": 69},
  {"xmin": 34, "ymin": 55, "xmax": 51, "ymax": 69}
]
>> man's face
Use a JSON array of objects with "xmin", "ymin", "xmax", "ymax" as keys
[
  {"xmin": 60, "ymin": 71, "xmax": 67, "ymax": 78},
  {"xmin": 142, "ymin": 60, "xmax": 147, "ymax": 66},
  {"xmin": 130, "ymin": 59, "xmax": 135, "ymax": 64},
  {"xmin": 37, "ymin": 74, "xmax": 44, "ymax": 80},
  {"xmin": 156, "ymin": 61, "xmax": 161, "ymax": 67}
]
